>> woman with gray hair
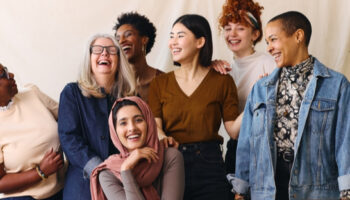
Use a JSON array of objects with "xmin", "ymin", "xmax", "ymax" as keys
[{"xmin": 58, "ymin": 33, "xmax": 136, "ymax": 200}]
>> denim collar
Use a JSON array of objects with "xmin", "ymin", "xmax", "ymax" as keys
[{"xmin": 262, "ymin": 57, "xmax": 330, "ymax": 87}]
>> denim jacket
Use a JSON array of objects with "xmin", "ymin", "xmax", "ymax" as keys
[
  {"xmin": 58, "ymin": 83, "xmax": 118, "ymax": 200},
  {"xmin": 228, "ymin": 58, "xmax": 350, "ymax": 199}
]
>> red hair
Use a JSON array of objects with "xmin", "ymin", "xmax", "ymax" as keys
[{"xmin": 218, "ymin": 0, "xmax": 264, "ymax": 44}]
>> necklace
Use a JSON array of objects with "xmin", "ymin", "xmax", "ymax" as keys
[{"xmin": 0, "ymin": 100, "xmax": 13, "ymax": 111}]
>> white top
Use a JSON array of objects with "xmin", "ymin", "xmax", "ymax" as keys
[
  {"xmin": 229, "ymin": 51, "xmax": 277, "ymax": 113},
  {"xmin": 0, "ymin": 84, "xmax": 66, "ymax": 199}
]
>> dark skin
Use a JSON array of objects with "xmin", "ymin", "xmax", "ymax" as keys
[{"xmin": 0, "ymin": 64, "xmax": 64, "ymax": 193}]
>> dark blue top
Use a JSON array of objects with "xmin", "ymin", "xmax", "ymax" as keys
[{"xmin": 58, "ymin": 82, "xmax": 118, "ymax": 200}]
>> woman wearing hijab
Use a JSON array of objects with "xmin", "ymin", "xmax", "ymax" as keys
[{"xmin": 90, "ymin": 96, "xmax": 184, "ymax": 200}]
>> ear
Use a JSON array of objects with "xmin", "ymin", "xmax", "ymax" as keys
[
  {"xmin": 196, "ymin": 37, "xmax": 205, "ymax": 49},
  {"xmin": 141, "ymin": 36, "xmax": 149, "ymax": 46},
  {"xmin": 252, "ymin": 29, "xmax": 260, "ymax": 43},
  {"xmin": 294, "ymin": 29, "xmax": 305, "ymax": 45}
]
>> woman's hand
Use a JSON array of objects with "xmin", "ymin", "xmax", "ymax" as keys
[
  {"xmin": 211, "ymin": 59, "xmax": 231, "ymax": 75},
  {"xmin": 121, "ymin": 147, "xmax": 159, "ymax": 171},
  {"xmin": 160, "ymin": 136, "xmax": 179, "ymax": 149},
  {"xmin": 39, "ymin": 148, "xmax": 64, "ymax": 177},
  {"xmin": 234, "ymin": 193, "xmax": 245, "ymax": 200}
]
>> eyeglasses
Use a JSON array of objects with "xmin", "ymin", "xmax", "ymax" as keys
[
  {"xmin": 90, "ymin": 45, "xmax": 118, "ymax": 55},
  {"xmin": 0, "ymin": 66, "xmax": 10, "ymax": 79}
]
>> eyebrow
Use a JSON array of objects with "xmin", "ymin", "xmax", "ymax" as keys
[
  {"xmin": 268, "ymin": 34, "xmax": 276, "ymax": 39},
  {"xmin": 170, "ymin": 31, "xmax": 186, "ymax": 35},
  {"xmin": 117, "ymin": 114, "xmax": 143, "ymax": 122}
]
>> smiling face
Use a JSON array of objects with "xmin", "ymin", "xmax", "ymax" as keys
[
  {"xmin": 115, "ymin": 105, "xmax": 147, "ymax": 152},
  {"xmin": 90, "ymin": 37, "xmax": 118, "ymax": 77},
  {"xmin": 0, "ymin": 64, "xmax": 18, "ymax": 106},
  {"xmin": 224, "ymin": 22, "xmax": 259, "ymax": 58},
  {"xmin": 265, "ymin": 20, "xmax": 299, "ymax": 68},
  {"xmin": 169, "ymin": 23, "xmax": 204, "ymax": 65},
  {"xmin": 116, "ymin": 24, "xmax": 146, "ymax": 63}
]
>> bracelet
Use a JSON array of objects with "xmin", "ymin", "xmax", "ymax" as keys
[{"xmin": 35, "ymin": 165, "xmax": 48, "ymax": 180}]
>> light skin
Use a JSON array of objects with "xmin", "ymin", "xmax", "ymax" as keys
[
  {"xmin": 155, "ymin": 22, "xmax": 240, "ymax": 148},
  {"xmin": 0, "ymin": 67, "xmax": 63, "ymax": 193},
  {"xmin": 91, "ymin": 37, "xmax": 119, "ymax": 94},
  {"xmin": 116, "ymin": 24, "xmax": 159, "ymax": 100},
  {"xmin": 115, "ymin": 105, "xmax": 159, "ymax": 171},
  {"xmin": 265, "ymin": 20, "xmax": 309, "ymax": 68}
]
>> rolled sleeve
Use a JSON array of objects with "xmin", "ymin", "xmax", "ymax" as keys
[
  {"xmin": 84, "ymin": 156, "xmax": 102, "ymax": 179},
  {"xmin": 227, "ymin": 174, "xmax": 249, "ymax": 194}
]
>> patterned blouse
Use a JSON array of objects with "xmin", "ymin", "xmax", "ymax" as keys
[{"xmin": 274, "ymin": 56, "xmax": 314, "ymax": 153}]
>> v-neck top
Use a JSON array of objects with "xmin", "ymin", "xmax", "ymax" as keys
[{"xmin": 148, "ymin": 68, "xmax": 239, "ymax": 144}]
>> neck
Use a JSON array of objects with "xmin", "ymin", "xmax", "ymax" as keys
[
  {"xmin": 292, "ymin": 48, "xmax": 310, "ymax": 67},
  {"xmin": 234, "ymin": 47, "xmax": 255, "ymax": 59},
  {"xmin": 94, "ymin": 75, "xmax": 115, "ymax": 94},
  {"xmin": 177, "ymin": 59, "xmax": 206, "ymax": 80}
]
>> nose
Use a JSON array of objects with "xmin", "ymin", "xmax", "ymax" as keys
[
  {"xmin": 267, "ymin": 43, "xmax": 273, "ymax": 54},
  {"xmin": 119, "ymin": 35, "xmax": 125, "ymax": 44},
  {"xmin": 101, "ymin": 47, "xmax": 109, "ymax": 56},
  {"xmin": 127, "ymin": 121, "xmax": 136, "ymax": 132}
]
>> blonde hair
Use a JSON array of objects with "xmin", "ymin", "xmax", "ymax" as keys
[{"xmin": 78, "ymin": 34, "xmax": 136, "ymax": 98}]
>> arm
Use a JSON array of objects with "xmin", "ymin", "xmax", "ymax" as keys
[
  {"xmin": 224, "ymin": 113, "xmax": 243, "ymax": 140},
  {"xmin": 211, "ymin": 59, "xmax": 231, "ymax": 75},
  {"xmin": 30, "ymin": 84, "xmax": 59, "ymax": 120},
  {"xmin": 0, "ymin": 149, "xmax": 63, "ymax": 193},
  {"xmin": 227, "ymin": 90, "xmax": 254, "ymax": 195},
  {"xmin": 159, "ymin": 148, "xmax": 185, "ymax": 200},
  {"xmin": 335, "ymin": 80, "xmax": 350, "ymax": 194},
  {"xmin": 155, "ymin": 118, "xmax": 179, "ymax": 149},
  {"xmin": 99, "ymin": 170, "xmax": 145, "ymax": 200},
  {"xmin": 58, "ymin": 84, "xmax": 102, "ymax": 178}
]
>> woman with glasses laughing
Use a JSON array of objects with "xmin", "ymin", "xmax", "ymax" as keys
[
  {"xmin": 57, "ymin": 34, "xmax": 136, "ymax": 200},
  {"xmin": 0, "ymin": 63, "xmax": 66, "ymax": 199}
]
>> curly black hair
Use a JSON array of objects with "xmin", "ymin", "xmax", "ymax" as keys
[{"xmin": 113, "ymin": 12, "xmax": 156, "ymax": 54}]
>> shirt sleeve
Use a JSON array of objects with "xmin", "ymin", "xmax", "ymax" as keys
[
  {"xmin": 221, "ymin": 75, "xmax": 239, "ymax": 122},
  {"xmin": 99, "ymin": 169, "xmax": 145, "ymax": 200},
  {"xmin": 336, "ymin": 79, "xmax": 350, "ymax": 191},
  {"xmin": 148, "ymin": 77, "xmax": 162, "ymax": 118},
  {"xmin": 28, "ymin": 84, "xmax": 59, "ymax": 120}
]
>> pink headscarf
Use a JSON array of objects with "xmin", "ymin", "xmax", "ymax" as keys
[{"xmin": 90, "ymin": 96, "xmax": 164, "ymax": 200}]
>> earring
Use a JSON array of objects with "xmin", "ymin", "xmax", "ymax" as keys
[{"xmin": 142, "ymin": 45, "xmax": 146, "ymax": 55}]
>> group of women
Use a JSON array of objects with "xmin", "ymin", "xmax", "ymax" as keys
[{"xmin": 0, "ymin": 0, "xmax": 285, "ymax": 199}]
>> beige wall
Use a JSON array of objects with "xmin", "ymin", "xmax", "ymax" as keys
[{"xmin": 1, "ymin": 0, "xmax": 350, "ymax": 154}]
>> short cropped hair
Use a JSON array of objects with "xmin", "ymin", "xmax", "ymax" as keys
[
  {"xmin": 173, "ymin": 14, "xmax": 213, "ymax": 67},
  {"xmin": 269, "ymin": 11, "xmax": 312, "ymax": 47},
  {"xmin": 78, "ymin": 34, "xmax": 136, "ymax": 98},
  {"xmin": 113, "ymin": 12, "xmax": 156, "ymax": 54}
]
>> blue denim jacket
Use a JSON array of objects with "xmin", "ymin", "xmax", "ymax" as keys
[
  {"xmin": 228, "ymin": 58, "xmax": 350, "ymax": 199},
  {"xmin": 58, "ymin": 83, "xmax": 118, "ymax": 200}
]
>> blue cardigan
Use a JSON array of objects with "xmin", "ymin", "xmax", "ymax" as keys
[{"xmin": 58, "ymin": 83, "xmax": 118, "ymax": 200}]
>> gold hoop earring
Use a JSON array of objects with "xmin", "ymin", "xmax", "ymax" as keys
[{"xmin": 142, "ymin": 45, "xmax": 146, "ymax": 55}]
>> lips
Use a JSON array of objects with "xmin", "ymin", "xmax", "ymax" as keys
[
  {"xmin": 229, "ymin": 39, "xmax": 240, "ymax": 45},
  {"xmin": 126, "ymin": 133, "xmax": 141, "ymax": 141},
  {"xmin": 272, "ymin": 52, "xmax": 281, "ymax": 62},
  {"xmin": 121, "ymin": 44, "xmax": 132, "ymax": 54}
]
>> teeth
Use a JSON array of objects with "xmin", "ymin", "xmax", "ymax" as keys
[
  {"xmin": 128, "ymin": 135, "xmax": 140, "ymax": 139},
  {"xmin": 98, "ymin": 60, "xmax": 109, "ymax": 65},
  {"xmin": 229, "ymin": 40, "xmax": 239, "ymax": 44},
  {"xmin": 122, "ymin": 45, "xmax": 131, "ymax": 50},
  {"xmin": 172, "ymin": 48, "xmax": 181, "ymax": 53}
]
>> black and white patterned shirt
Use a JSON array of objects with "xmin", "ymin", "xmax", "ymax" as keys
[{"xmin": 274, "ymin": 56, "xmax": 314, "ymax": 153}]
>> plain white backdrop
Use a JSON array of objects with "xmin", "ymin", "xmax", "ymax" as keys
[{"xmin": 1, "ymin": 0, "xmax": 350, "ymax": 154}]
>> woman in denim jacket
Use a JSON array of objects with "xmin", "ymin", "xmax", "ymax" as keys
[{"xmin": 228, "ymin": 11, "xmax": 350, "ymax": 200}]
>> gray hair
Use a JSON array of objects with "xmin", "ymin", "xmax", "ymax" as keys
[{"xmin": 78, "ymin": 33, "xmax": 136, "ymax": 98}]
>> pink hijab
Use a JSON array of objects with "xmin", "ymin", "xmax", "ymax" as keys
[{"xmin": 90, "ymin": 96, "xmax": 164, "ymax": 200}]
